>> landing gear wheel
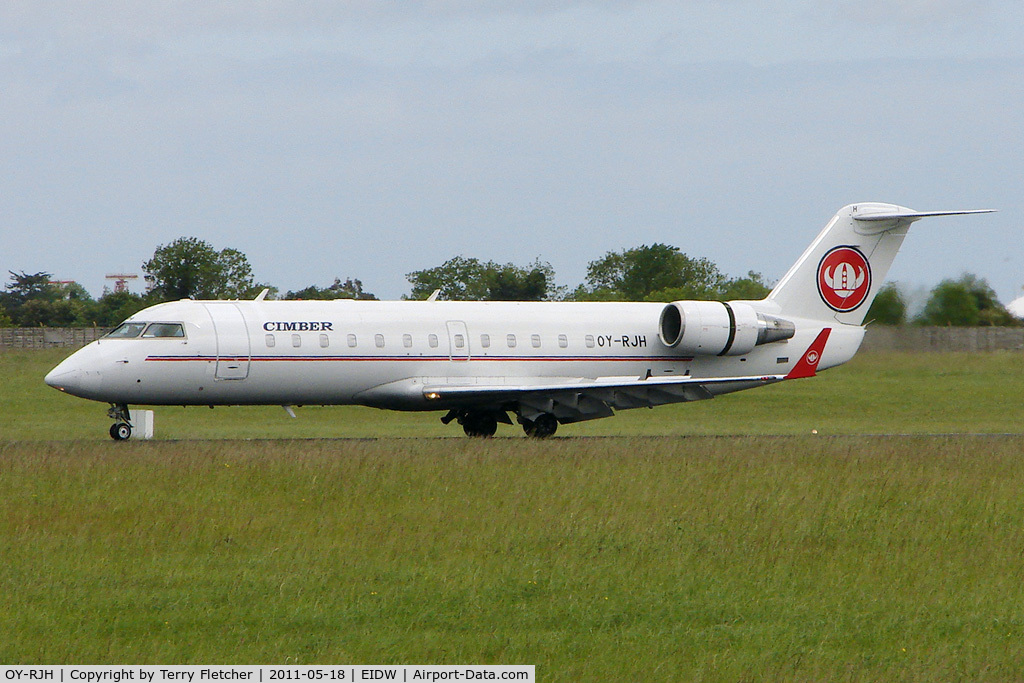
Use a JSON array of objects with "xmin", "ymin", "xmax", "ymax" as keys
[
  {"xmin": 110, "ymin": 422, "xmax": 132, "ymax": 441},
  {"xmin": 523, "ymin": 413, "xmax": 558, "ymax": 438},
  {"xmin": 462, "ymin": 413, "xmax": 498, "ymax": 438}
]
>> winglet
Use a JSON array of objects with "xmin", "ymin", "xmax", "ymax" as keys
[{"xmin": 785, "ymin": 328, "xmax": 831, "ymax": 380}]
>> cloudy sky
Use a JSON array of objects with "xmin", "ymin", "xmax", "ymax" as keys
[{"xmin": 2, "ymin": 1, "xmax": 1022, "ymax": 305}]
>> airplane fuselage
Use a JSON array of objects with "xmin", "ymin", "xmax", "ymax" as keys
[{"xmin": 46, "ymin": 298, "xmax": 859, "ymax": 410}]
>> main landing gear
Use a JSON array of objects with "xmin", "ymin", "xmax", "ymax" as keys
[
  {"xmin": 107, "ymin": 403, "xmax": 132, "ymax": 441},
  {"xmin": 441, "ymin": 409, "xmax": 501, "ymax": 437},
  {"xmin": 518, "ymin": 413, "xmax": 558, "ymax": 438},
  {"xmin": 442, "ymin": 409, "xmax": 559, "ymax": 438},
  {"xmin": 462, "ymin": 412, "xmax": 499, "ymax": 438}
]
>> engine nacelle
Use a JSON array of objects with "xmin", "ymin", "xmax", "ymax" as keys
[{"xmin": 658, "ymin": 300, "xmax": 796, "ymax": 356}]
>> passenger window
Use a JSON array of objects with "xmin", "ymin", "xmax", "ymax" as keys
[
  {"xmin": 558, "ymin": 334, "xmax": 568, "ymax": 348},
  {"xmin": 319, "ymin": 334, "xmax": 329, "ymax": 348},
  {"xmin": 265, "ymin": 334, "xmax": 276, "ymax": 348},
  {"xmin": 429, "ymin": 334, "xmax": 439, "ymax": 348},
  {"xmin": 347, "ymin": 334, "xmax": 358, "ymax": 348},
  {"xmin": 143, "ymin": 323, "xmax": 185, "ymax": 338},
  {"xmin": 531, "ymin": 334, "xmax": 541, "ymax": 348},
  {"xmin": 105, "ymin": 322, "xmax": 147, "ymax": 339},
  {"xmin": 480, "ymin": 334, "xmax": 490, "ymax": 348},
  {"xmin": 507, "ymin": 334, "xmax": 517, "ymax": 348},
  {"xmin": 403, "ymin": 334, "xmax": 413, "ymax": 348},
  {"xmin": 585, "ymin": 335, "xmax": 595, "ymax": 348},
  {"xmin": 292, "ymin": 334, "xmax": 301, "ymax": 348},
  {"xmin": 454, "ymin": 334, "xmax": 465, "ymax": 349},
  {"xmin": 375, "ymin": 334, "xmax": 385, "ymax": 348}
]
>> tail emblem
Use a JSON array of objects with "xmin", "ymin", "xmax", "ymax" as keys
[{"xmin": 817, "ymin": 246, "xmax": 871, "ymax": 312}]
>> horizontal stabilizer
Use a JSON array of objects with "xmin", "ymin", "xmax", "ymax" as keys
[{"xmin": 852, "ymin": 209, "xmax": 995, "ymax": 222}]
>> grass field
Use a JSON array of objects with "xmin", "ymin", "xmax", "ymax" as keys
[{"xmin": 2, "ymin": 348, "xmax": 1024, "ymax": 679}]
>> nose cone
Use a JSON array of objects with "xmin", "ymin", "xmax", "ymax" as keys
[
  {"xmin": 45, "ymin": 350, "xmax": 103, "ymax": 399},
  {"xmin": 44, "ymin": 366, "xmax": 83, "ymax": 392}
]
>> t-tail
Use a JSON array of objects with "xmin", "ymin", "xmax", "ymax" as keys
[{"xmin": 767, "ymin": 203, "xmax": 995, "ymax": 325}]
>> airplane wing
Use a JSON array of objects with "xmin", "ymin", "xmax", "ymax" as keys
[{"xmin": 420, "ymin": 373, "xmax": 787, "ymax": 423}]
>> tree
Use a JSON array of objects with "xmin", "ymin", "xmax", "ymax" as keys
[
  {"xmin": 575, "ymin": 243, "xmax": 722, "ymax": 301},
  {"xmin": 91, "ymin": 290, "xmax": 148, "ymax": 327},
  {"xmin": 406, "ymin": 257, "xmax": 561, "ymax": 301},
  {"xmin": 572, "ymin": 244, "xmax": 768, "ymax": 302},
  {"xmin": 717, "ymin": 271, "xmax": 772, "ymax": 302},
  {"xmin": 866, "ymin": 282, "xmax": 907, "ymax": 325},
  {"xmin": 917, "ymin": 274, "xmax": 1017, "ymax": 326},
  {"xmin": 406, "ymin": 256, "xmax": 491, "ymax": 301},
  {"xmin": 285, "ymin": 277, "xmax": 378, "ymax": 301},
  {"xmin": 487, "ymin": 261, "xmax": 560, "ymax": 301},
  {"xmin": 0, "ymin": 271, "xmax": 95, "ymax": 327},
  {"xmin": 1, "ymin": 271, "xmax": 58, "ymax": 309},
  {"xmin": 143, "ymin": 237, "xmax": 265, "ymax": 301},
  {"xmin": 0, "ymin": 271, "xmax": 54, "ymax": 325},
  {"xmin": 16, "ymin": 299, "xmax": 81, "ymax": 327}
]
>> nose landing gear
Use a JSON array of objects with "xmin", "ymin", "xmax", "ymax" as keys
[
  {"xmin": 109, "ymin": 422, "xmax": 132, "ymax": 440},
  {"xmin": 107, "ymin": 403, "xmax": 133, "ymax": 441}
]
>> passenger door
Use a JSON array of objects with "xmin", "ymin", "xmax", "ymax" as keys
[{"xmin": 204, "ymin": 303, "xmax": 251, "ymax": 380}]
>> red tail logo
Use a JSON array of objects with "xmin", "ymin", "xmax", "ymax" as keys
[{"xmin": 817, "ymin": 246, "xmax": 871, "ymax": 312}]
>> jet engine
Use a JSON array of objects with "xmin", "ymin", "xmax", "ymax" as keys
[{"xmin": 658, "ymin": 300, "xmax": 795, "ymax": 356}]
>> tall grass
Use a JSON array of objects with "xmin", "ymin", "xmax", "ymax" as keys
[{"xmin": 3, "ymin": 436, "xmax": 1024, "ymax": 680}]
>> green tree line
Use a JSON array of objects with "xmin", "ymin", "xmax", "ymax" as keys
[{"xmin": 1, "ymin": 237, "xmax": 1018, "ymax": 328}]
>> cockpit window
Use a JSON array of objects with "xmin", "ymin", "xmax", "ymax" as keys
[
  {"xmin": 143, "ymin": 323, "xmax": 185, "ymax": 338},
  {"xmin": 105, "ymin": 322, "xmax": 147, "ymax": 339}
]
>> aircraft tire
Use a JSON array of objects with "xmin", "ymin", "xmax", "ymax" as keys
[
  {"xmin": 110, "ymin": 423, "xmax": 132, "ymax": 441},
  {"xmin": 527, "ymin": 413, "xmax": 557, "ymax": 438},
  {"xmin": 463, "ymin": 413, "xmax": 497, "ymax": 438}
]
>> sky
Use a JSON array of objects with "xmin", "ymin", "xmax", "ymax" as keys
[{"xmin": 2, "ymin": 1, "xmax": 1023, "ymax": 307}]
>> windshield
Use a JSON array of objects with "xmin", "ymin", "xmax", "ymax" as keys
[
  {"xmin": 105, "ymin": 322, "xmax": 147, "ymax": 339},
  {"xmin": 142, "ymin": 323, "xmax": 185, "ymax": 338}
]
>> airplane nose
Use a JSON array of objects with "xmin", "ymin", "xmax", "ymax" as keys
[
  {"xmin": 44, "ymin": 367, "xmax": 83, "ymax": 393},
  {"xmin": 45, "ymin": 353, "xmax": 103, "ymax": 398}
]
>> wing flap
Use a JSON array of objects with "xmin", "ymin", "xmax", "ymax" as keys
[
  {"xmin": 423, "ymin": 373, "xmax": 784, "ymax": 398},
  {"xmin": 423, "ymin": 373, "xmax": 786, "ymax": 423}
]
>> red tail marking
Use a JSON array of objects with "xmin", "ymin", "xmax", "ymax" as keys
[{"xmin": 785, "ymin": 328, "xmax": 831, "ymax": 379}]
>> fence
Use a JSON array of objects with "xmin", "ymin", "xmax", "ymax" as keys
[
  {"xmin": 858, "ymin": 326, "xmax": 1024, "ymax": 353},
  {"xmin": 2, "ymin": 326, "xmax": 1024, "ymax": 353},
  {"xmin": 0, "ymin": 327, "xmax": 105, "ymax": 349}
]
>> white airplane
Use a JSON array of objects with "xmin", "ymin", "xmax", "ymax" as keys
[{"xmin": 45, "ymin": 203, "xmax": 992, "ymax": 440}]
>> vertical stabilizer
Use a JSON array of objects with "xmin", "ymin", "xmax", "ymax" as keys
[{"xmin": 767, "ymin": 204, "xmax": 994, "ymax": 325}]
